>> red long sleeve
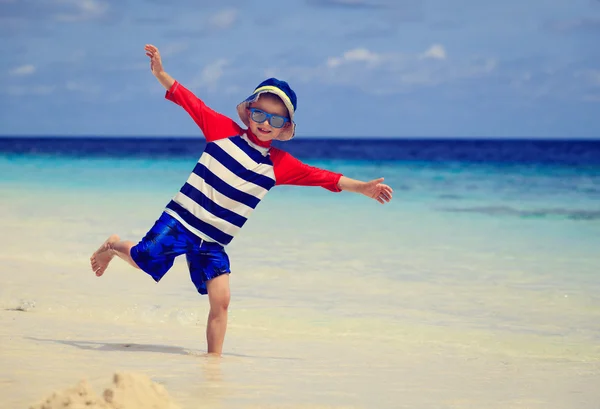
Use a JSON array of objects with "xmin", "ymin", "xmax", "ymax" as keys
[{"xmin": 270, "ymin": 148, "xmax": 343, "ymax": 192}]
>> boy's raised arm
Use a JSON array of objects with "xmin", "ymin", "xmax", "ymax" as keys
[{"xmin": 144, "ymin": 44, "xmax": 242, "ymax": 142}]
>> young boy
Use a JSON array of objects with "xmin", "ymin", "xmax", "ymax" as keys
[{"xmin": 90, "ymin": 44, "xmax": 393, "ymax": 356}]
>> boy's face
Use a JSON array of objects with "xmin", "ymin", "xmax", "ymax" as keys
[{"xmin": 247, "ymin": 93, "xmax": 291, "ymax": 142}]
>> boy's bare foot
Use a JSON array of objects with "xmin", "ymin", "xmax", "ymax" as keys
[{"xmin": 90, "ymin": 234, "xmax": 120, "ymax": 277}]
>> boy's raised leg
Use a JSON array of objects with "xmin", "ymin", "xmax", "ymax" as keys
[
  {"xmin": 90, "ymin": 235, "xmax": 139, "ymax": 276},
  {"xmin": 206, "ymin": 274, "xmax": 231, "ymax": 356}
]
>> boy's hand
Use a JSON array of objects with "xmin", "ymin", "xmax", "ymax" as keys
[
  {"xmin": 144, "ymin": 44, "xmax": 175, "ymax": 90},
  {"xmin": 338, "ymin": 176, "xmax": 393, "ymax": 204},
  {"xmin": 359, "ymin": 177, "xmax": 393, "ymax": 204},
  {"xmin": 145, "ymin": 44, "xmax": 164, "ymax": 76}
]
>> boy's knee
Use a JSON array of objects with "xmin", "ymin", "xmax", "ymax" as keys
[
  {"xmin": 207, "ymin": 274, "xmax": 230, "ymax": 312},
  {"xmin": 212, "ymin": 289, "xmax": 230, "ymax": 310}
]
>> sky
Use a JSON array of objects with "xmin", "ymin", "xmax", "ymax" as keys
[{"xmin": 0, "ymin": 0, "xmax": 599, "ymax": 138}]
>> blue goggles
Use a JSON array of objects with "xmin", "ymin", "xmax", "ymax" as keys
[{"xmin": 248, "ymin": 108, "xmax": 289, "ymax": 129}]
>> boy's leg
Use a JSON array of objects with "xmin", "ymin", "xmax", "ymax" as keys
[
  {"xmin": 205, "ymin": 274, "xmax": 231, "ymax": 356},
  {"xmin": 187, "ymin": 243, "xmax": 232, "ymax": 355},
  {"xmin": 91, "ymin": 213, "xmax": 185, "ymax": 279},
  {"xmin": 90, "ymin": 235, "xmax": 139, "ymax": 277}
]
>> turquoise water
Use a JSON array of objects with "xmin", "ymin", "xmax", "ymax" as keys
[{"xmin": 2, "ymin": 152, "xmax": 599, "ymax": 301}]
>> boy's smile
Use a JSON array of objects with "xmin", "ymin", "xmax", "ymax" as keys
[{"xmin": 256, "ymin": 125, "xmax": 272, "ymax": 136}]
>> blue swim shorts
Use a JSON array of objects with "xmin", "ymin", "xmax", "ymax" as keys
[{"xmin": 130, "ymin": 212, "xmax": 230, "ymax": 295}]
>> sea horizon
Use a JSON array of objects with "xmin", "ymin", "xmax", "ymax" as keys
[
  {"xmin": 2, "ymin": 134, "xmax": 600, "ymax": 140},
  {"xmin": 2, "ymin": 135, "xmax": 600, "ymax": 165}
]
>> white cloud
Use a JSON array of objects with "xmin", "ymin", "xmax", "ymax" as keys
[
  {"xmin": 327, "ymin": 48, "xmax": 381, "ymax": 68},
  {"xmin": 420, "ymin": 44, "xmax": 446, "ymax": 60},
  {"xmin": 53, "ymin": 0, "xmax": 109, "ymax": 22},
  {"xmin": 209, "ymin": 8, "xmax": 238, "ymax": 30},
  {"xmin": 191, "ymin": 59, "xmax": 230, "ymax": 91},
  {"xmin": 277, "ymin": 44, "xmax": 493, "ymax": 95},
  {"xmin": 10, "ymin": 64, "xmax": 36, "ymax": 76}
]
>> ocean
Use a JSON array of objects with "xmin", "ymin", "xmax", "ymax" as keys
[{"xmin": 1, "ymin": 136, "xmax": 599, "ymax": 409}]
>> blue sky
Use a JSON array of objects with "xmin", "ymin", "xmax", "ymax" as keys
[{"xmin": 1, "ymin": 0, "xmax": 599, "ymax": 138}]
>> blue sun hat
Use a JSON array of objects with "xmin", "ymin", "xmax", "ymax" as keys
[{"xmin": 237, "ymin": 78, "xmax": 297, "ymax": 141}]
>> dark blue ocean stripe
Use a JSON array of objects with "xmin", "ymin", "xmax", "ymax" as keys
[
  {"xmin": 228, "ymin": 136, "xmax": 274, "ymax": 165},
  {"xmin": 192, "ymin": 163, "xmax": 260, "ymax": 209},
  {"xmin": 205, "ymin": 143, "xmax": 276, "ymax": 191},
  {"xmin": 180, "ymin": 183, "xmax": 247, "ymax": 228},
  {"xmin": 166, "ymin": 200, "xmax": 234, "ymax": 245}
]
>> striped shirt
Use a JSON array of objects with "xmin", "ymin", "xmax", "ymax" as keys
[{"xmin": 163, "ymin": 81, "xmax": 343, "ymax": 246}]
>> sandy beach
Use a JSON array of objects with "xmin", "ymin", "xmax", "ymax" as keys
[{"xmin": 3, "ymin": 303, "xmax": 599, "ymax": 409}]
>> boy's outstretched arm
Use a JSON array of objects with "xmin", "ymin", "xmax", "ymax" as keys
[
  {"xmin": 338, "ymin": 176, "xmax": 393, "ymax": 204},
  {"xmin": 271, "ymin": 149, "xmax": 393, "ymax": 204},
  {"xmin": 145, "ymin": 44, "xmax": 175, "ymax": 90}
]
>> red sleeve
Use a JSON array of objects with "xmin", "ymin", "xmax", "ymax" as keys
[
  {"xmin": 270, "ymin": 148, "xmax": 343, "ymax": 192},
  {"xmin": 165, "ymin": 81, "xmax": 243, "ymax": 142}
]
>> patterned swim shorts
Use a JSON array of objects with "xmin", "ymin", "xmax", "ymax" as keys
[{"xmin": 130, "ymin": 212, "xmax": 230, "ymax": 295}]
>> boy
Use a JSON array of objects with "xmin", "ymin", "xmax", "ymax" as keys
[{"xmin": 90, "ymin": 44, "xmax": 393, "ymax": 356}]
